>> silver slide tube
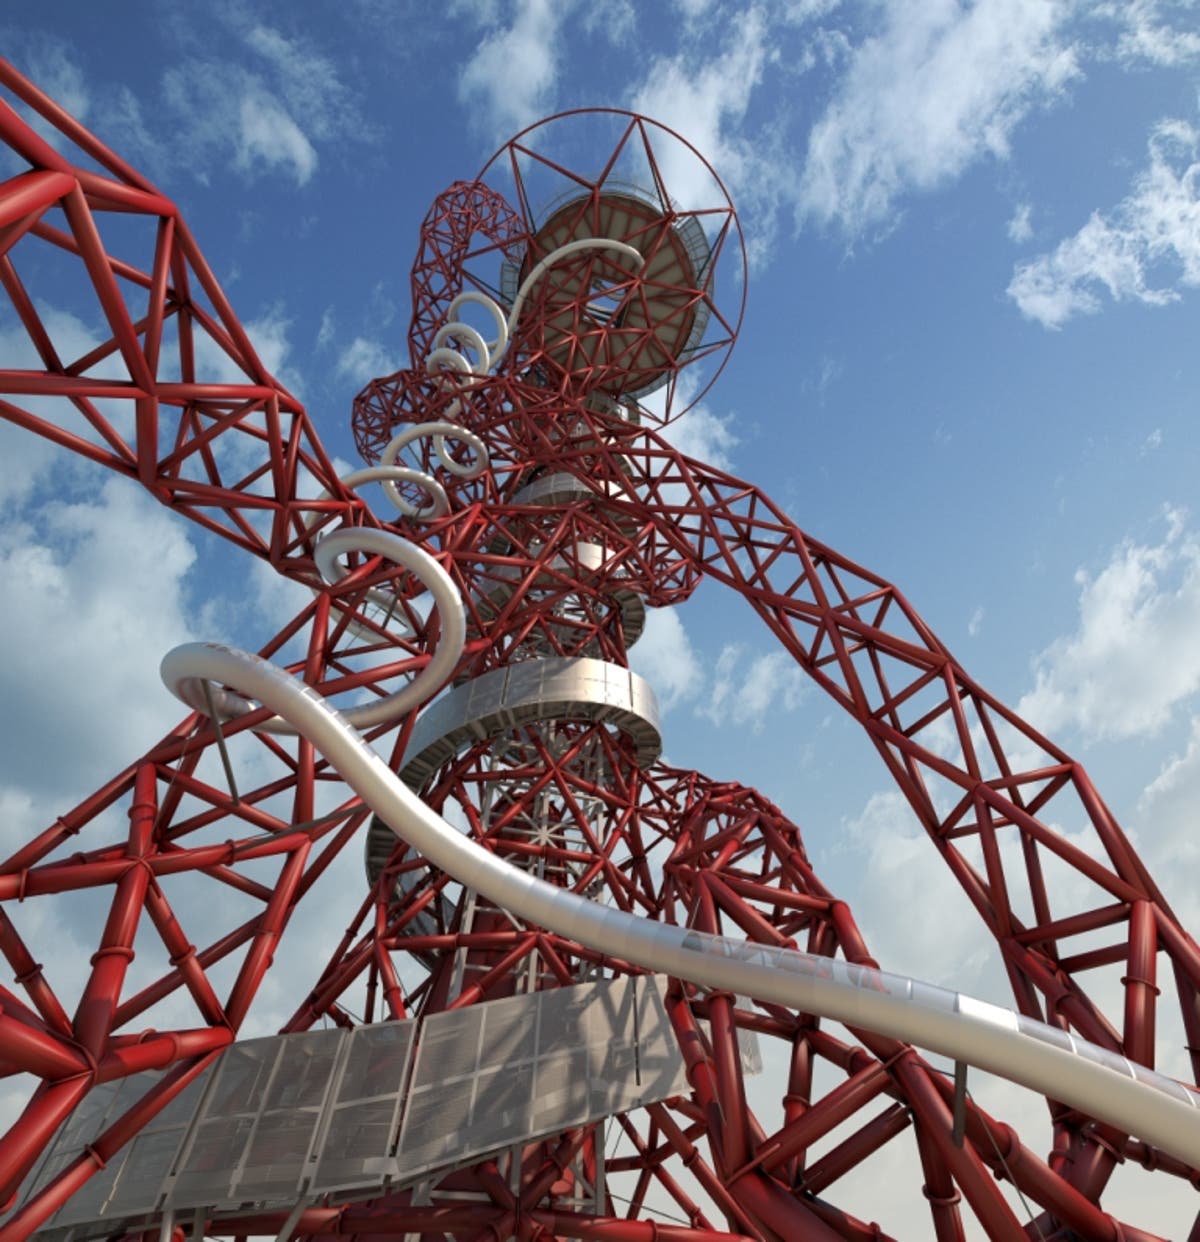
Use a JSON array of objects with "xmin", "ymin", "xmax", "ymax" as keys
[{"xmin": 161, "ymin": 640, "xmax": 1200, "ymax": 1168}]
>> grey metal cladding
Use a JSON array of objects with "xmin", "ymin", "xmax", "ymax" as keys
[
  {"xmin": 309, "ymin": 1021, "xmax": 413, "ymax": 1194},
  {"xmin": 393, "ymin": 974, "xmax": 685, "ymax": 1182},
  {"xmin": 399, "ymin": 656, "xmax": 663, "ymax": 789}
]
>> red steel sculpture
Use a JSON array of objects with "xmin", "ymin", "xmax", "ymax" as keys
[{"xmin": 0, "ymin": 57, "xmax": 1197, "ymax": 1241}]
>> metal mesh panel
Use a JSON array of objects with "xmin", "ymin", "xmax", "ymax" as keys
[
  {"xmin": 32, "ymin": 1068, "xmax": 215, "ymax": 1232},
  {"xmin": 629, "ymin": 976, "xmax": 689, "ymax": 1105},
  {"xmin": 311, "ymin": 1097, "xmax": 401, "ymax": 1192},
  {"xmin": 24, "ymin": 1078, "xmax": 126, "ymax": 1215},
  {"xmin": 532, "ymin": 1047, "xmax": 592, "ymax": 1132},
  {"xmin": 395, "ymin": 1076, "xmax": 477, "ymax": 1173},
  {"xmin": 167, "ymin": 1037, "xmax": 280, "ymax": 1206},
  {"xmin": 104, "ymin": 1129, "xmax": 180, "ymax": 1214},
  {"xmin": 736, "ymin": 996, "xmax": 764, "ymax": 1077},
  {"xmin": 395, "ymin": 975, "xmax": 686, "ymax": 1182},
  {"xmin": 309, "ymin": 1021, "xmax": 413, "ymax": 1194},
  {"xmin": 236, "ymin": 1027, "xmax": 344, "ymax": 1201},
  {"xmin": 335, "ymin": 1021, "xmax": 414, "ymax": 1102},
  {"xmin": 168, "ymin": 1116, "xmax": 255, "ymax": 1206},
  {"xmin": 27, "ymin": 977, "xmax": 686, "ymax": 1236}
]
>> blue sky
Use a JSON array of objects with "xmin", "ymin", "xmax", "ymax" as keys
[{"xmin": 2, "ymin": 1, "xmax": 1200, "ymax": 1232}]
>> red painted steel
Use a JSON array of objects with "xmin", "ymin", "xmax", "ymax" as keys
[{"xmin": 0, "ymin": 56, "xmax": 1195, "ymax": 1242}]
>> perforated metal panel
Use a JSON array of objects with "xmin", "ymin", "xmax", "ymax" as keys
[
  {"xmin": 395, "ymin": 974, "xmax": 686, "ymax": 1180},
  {"xmin": 398, "ymin": 656, "xmax": 663, "ymax": 788},
  {"xmin": 25, "ymin": 975, "xmax": 686, "ymax": 1239},
  {"xmin": 31, "ymin": 1065, "xmax": 215, "ymax": 1237},
  {"xmin": 309, "ymin": 1020, "xmax": 414, "ymax": 1194}
]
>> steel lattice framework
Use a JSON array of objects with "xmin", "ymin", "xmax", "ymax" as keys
[{"xmin": 0, "ymin": 59, "xmax": 1197, "ymax": 1242}]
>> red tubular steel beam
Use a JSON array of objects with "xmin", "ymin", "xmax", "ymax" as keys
[
  {"xmin": 799, "ymin": 1102, "xmax": 912, "ymax": 1197},
  {"xmin": 96, "ymin": 1026, "xmax": 231, "ymax": 1079},
  {"xmin": 641, "ymin": 1105, "xmax": 766, "ymax": 1240},
  {"xmin": 71, "ymin": 764, "xmax": 157, "ymax": 1058},
  {"xmin": 0, "ymin": 57, "xmax": 160, "ymax": 191},
  {"xmin": 1125, "ymin": 899, "xmax": 1160, "ymax": 1068},
  {"xmin": 747, "ymin": 1059, "xmax": 892, "ymax": 1176},
  {"xmin": 0, "ymin": 1076, "xmax": 91, "ymax": 1208},
  {"xmin": 0, "ymin": 1006, "xmax": 88, "ymax": 1079},
  {"xmin": 0, "ymin": 169, "xmax": 73, "ymax": 231},
  {"xmin": 0, "ymin": 908, "xmax": 72, "ymax": 1037},
  {"xmin": 0, "ymin": 1051, "xmax": 224, "ymax": 1242}
]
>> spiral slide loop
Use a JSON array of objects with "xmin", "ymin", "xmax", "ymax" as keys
[
  {"xmin": 175, "ymin": 532, "xmax": 466, "ymax": 736},
  {"xmin": 161, "ymin": 639, "xmax": 1200, "ymax": 1169},
  {"xmin": 370, "ymin": 239, "xmax": 643, "ymax": 520},
  {"xmin": 225, "ymin": 236, "xmax": 648, "ymax": 733}
]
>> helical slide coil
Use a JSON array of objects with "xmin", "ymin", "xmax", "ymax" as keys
[
  {"xmin": 237, "ymin": 237, "xmax": 646, "ymax": 733},
  {"xmin": 164, "ymin": 233, "xmax": 1200, "ymax": 1165}
]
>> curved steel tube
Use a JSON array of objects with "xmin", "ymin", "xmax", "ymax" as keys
[
  {"xmin": 162, "ymin": 640, "xmax": 1200, "ymax": 1168},
  {"xmin": 177, "ymin": 532, "xmax": 465, "ymax": 735}
]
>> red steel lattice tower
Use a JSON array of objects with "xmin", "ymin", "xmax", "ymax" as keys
[{"xmin": 0, "ymin": 62, "xmax": 1198, "ymax": 1242}]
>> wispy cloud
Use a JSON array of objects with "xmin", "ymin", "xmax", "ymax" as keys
[
  {"xmin": 697, "ymin": 643, "xmax": 807, "ymax": 730},
  {"xmin": 335, "ymin": 336, "xmax": 402, "ymax": 386},
  {"xmin": 9, "ymin": 33, "xmax": 90, "ymax": 140},
  {"xmin": 193, "ymin": 306, "xmax": 303, "ymax": 395},
  {"xmin": 628, "ymin": 608, "xmax": 703, "ymax": 710},
  {"xmin": 660, "ymin": 403, "xmax": 738, "ymax": 472},
  {"xmin": 1007, "ymin": 201, "xmax": 1034, "ymax": 243},
  {"xmin": 581, "ymin": 0, "xmax": 636, "ymax": 44},
  {"xmin": 1018, "ymin": 507, "xmax": 1200, "ymax": 741},
  {"xmin": 90, "ymin": 19, "xmax": 374, "ymax": 187},
  {"xmin": 0, "ymin": 479, "xmax": 201, "ymax": 800},
  {"xmin": 1008, "ymin": 118, "xmax": 1200, "ymax": 328},
  {"xmin": 799, "ymin": 0, "xmax": 1079, "ymax": 239},
  {"xmin": 457, "ymin": 0, "xmax": 569, "ymax": 140},
  {"xmin": 1098, "ymin": 0, "xmax": 1200, "ymax": 67}
]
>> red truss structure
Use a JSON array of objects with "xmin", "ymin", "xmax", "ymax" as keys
[{"xmin": 0, "ymin": 59, "xmax": 1198, "ymax": 1242}]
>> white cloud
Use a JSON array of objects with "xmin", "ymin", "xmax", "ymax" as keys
[
  {"xmin": 0, "ymin": 479, "xmax": 201, "ymax": 800},
  {"xmin": 190, "ymin": 306, "xmax": 302, "ymax": 398},
  {"xmin": 242, "ymin": 25, "xmax": 369, "ymax": 143},
  {"xmin": 1018, "ymin": 508, "xmax": 1200, "ymax": 741},
  {"xmin": 660, "ymin": 402, "xmax": 738, "ymax": 471},
  {"xmin": 336, "ymin": 336, "xmax": 401, "ymax": 386},
  {"xmin": 457, "ymin": 0, "xmax": 568, "ymax": 139},
  {"xmin": 837, "ymin": 790, "xmax": 997, "ymax": 990},
  {"xmin": 146, "ymin": 21, "xmax": 368, "ymax": 186},
  {"xmin": 800, "ymin": 0, "xmax": 1078, "ymax": 238},
  {"xmin": 1139, "ymin": 715, "xmax": 1200, "ymax": 865},
  {"xmin": 1007, "ymin": 201, "xmax": 1033, "ymax": 242},
  {"xmin": 807, "ymin": 353, "xmax": 844, "ymax": 406},
  {"xmin": 234, "ymin": 89, "xmax": 318, "ymax": 184},
  {"xmin": 5, "ymin": 34, "xmax": 89, "ymax": 153},
  {"xmin": 1100, "ymin": 0, "xmax": 1200, "ymax": 67},
  {"xmin": 581, "ymin": 0, "xmax": 636, "ymax": 44},
  {"xmin": 0, "ymin": 304, "xmax": 116, "ymax": 511},
  {"xmin": 628, "ymin": 608, "xmax": 703, "ymax": 710},
  {"xmin": 698, "ymin": 644, "xmax": 806, "ymax": 730},
  {"xmin": 1008, "ymin": 118, "xmax": 1200, "ymax": 328},
  {"xmin": 788, "ymin": 0, "xmax": 843, "ymax": 20},
  {"xmin": 968, "ymin": 604, "xmax": 985, "ymax": 637},
  {"xmin": 1137, "ymin": 717, "xmax": 1200, "ymax": 939},
  {"xmin": 317, "ymin": 308, "xmax": 336, "ymax": 351}
]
